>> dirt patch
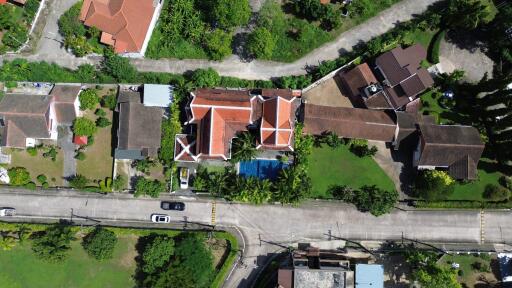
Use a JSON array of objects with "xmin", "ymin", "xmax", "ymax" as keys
[
  {"xmin": 117, "ymin": 235, "xmax": 138, "ymax": 269},
  {"xmin": 207, "ymin": 238, "xmax": 228, "ymax": 270},
  {"xmin": 303, "ymin": 75, "xmax": 353, "ymax": 108}
]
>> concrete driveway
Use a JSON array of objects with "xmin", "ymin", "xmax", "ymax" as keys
[{"xmin": 439, "ymin": 38, "xmax": 494, "ymax": 83}]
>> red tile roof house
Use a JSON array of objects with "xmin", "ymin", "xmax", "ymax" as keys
[
  {"xmin": 340, "ymin": 44, "xmax": 434, "ymax": 110},
  {"xmin": 79, "ymin": 0, "xmax": 164, "ymax": 57},
  {"xmin": 174, "ymin": 88, "xmax": 301, "ymax": 162},
  {"xmin": 302, "ymin": 103, "xmax": 485, "ymax": 180},
  {"xmin": 0, "ymin": 84, "xmax": 82, "ymax": 148}
]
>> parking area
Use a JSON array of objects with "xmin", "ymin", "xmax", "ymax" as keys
[{"xmin": 302, "ymin": 75, "xmax": 353, "ymax": 108}]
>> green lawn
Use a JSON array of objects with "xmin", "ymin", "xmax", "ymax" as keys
[
  {"xmin": 4, "ymin": 147, "xmax": 64, "ymax": 186},
  {"xmin": 448, "ymin": 159, "xmax": 505, "ymax": 201},
  {"xmin": 307, "ymin": 144, "xmax": 395, "ymax": 198},
  {"xmin": 0, "ymin": 236, "xmax": 137, "ymax": 288},
  {"xmin": 439, "ymin": 253, "xmax": 497, "ymax": 287},
  {"xmin": 403, "ymin": 28, "xmax": 437, "ymax": 51},
  {"xmin": 76, "ymin": 108, "xmax": 114, "ymax": 182}
]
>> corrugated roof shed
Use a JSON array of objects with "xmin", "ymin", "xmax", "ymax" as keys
[
  {"xmin": 355, "ymin": 264, "xmax": 383, "ymax": 288},
  {"xmin": 143, "ymin": 84, "xmax": 174, "ymax": 107}
]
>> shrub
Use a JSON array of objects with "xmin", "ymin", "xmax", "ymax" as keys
[
  {"xmin": 458, "ymin": 269, "xmax": 464, "ymax": 276},
  {"xmin": 349, "ymin": 139, "xmax": 378, "ymax": 157},
  {"xmin": 191, "ymin": 68, "xmax": 221, "ymax": 88},
  {"xmin": 78, "ymin": 89, "xmax": 99, "ymax": 110},
  {"xmin": 499, "ymin": 175, "xmax": 512, "ymax": 190},
  {"xmin": 95, "ymin": 108, "xmax": 106, "ymax": 117},
  {"xmin": 247, "ymin": 27, "xmax": 276, "ymax": 59},
  {"xmin": 68, "ymin": 174, "xmax": 88, "ymax": 189},
  {"xmin": 204, "ymin": 29, "xmax": 232, "ymax": 60},
  {"xmin": 82, "ymin": 227, "xmax": 117, "ymax": 260},
  {"xmin": 75, "ymin": 151, "xmax": 86, "ymax": 161},
  {"xmin": 415, "ymin": 170, "xmax": 455, "ymax": 201},
  {"xmin": 212, "ymin": 0, "xmax": 251, "ymax": 29},
  {"xmin": 101, "ymin": 94, "xmax": 117, "ymax": 110},
  {"xmin": 112, "ymin": 175, "xmax": 126, "ymax": 191},
  {"xmin": 472, "ymin": 261, "xmax": 490, "ymax": 272},
  {"xmin": 24, "ymin": 182, "xmax": 36, "ymax": 190},
  {"xmin": 483, "ymin": 184, "xmax": 510, "ymax": 201},
  {"xmin": 134, "ymin": 178, "xmax": 166, "ymax": 198},
  {"xmin": 99, "ymin": 178, "xmax": 112, "ymax": 193},
  {"xmin": 42, "ymin": 182, "xmax": 49, "ymax": 189},
  {"xmin": 26, "ymin": 147, "xmax": 37, "ymax": 156},
  {"xmin": 73, "ymin": 117, "xmax": 97, "ymax": 136},
  {"xmin": 96, "ymin": 117, "xmax": 111, "ymax": 128},
  {"xmin": 42, "ymin": 146, "xmax": 58, "ymax": 161},
  {"xmin": 36, "ymin": 174, "xmax": 47, "ymax": 184},
  {"xmin": 8, "ymin": 167, "xmax": 31, "ymax": 186}
]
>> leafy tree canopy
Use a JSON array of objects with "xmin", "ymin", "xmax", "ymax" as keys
[
  {"xmin": 247, "ymin": 27, "xmax": 276, "ymax": 60},
  {"xmin": 415, "ymin": 170, "xmax": 455, "ymax": 201},
  {"xmin": 79, "ymin": 89, "xmax": 99, "ymax": 110},
  {"xmin": 73, "ymin": 117, "xmax": 97, "ymax": 136},
  {"xmin": 7, "ymin": 167, "xmax": 31, "ymax": 186},
  {"xmin": 191, "ymin": 68, "xmax": 221, "ymax": 88},
  {"xmin": 142, "ymin": 235, "xmax": 175, "ymax": 274},
  {"xmin": 32, "ymin": 225, "xmax": 75, "ymax": 263},
  {"xmin": 134, "ymin": 178, "xmax": 166, "ymax": 198},
  {"xmin": 82, "ymin": 227, "xmax": 117, "ymax": 260},
  {"xmin": 212, "ymin": 0, "xmax": 251, "ymax": 29}
]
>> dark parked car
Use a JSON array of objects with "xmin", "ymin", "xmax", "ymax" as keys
[{"xmin": 161, "ymin": 201, "xmax": 185, "ymax": 211}]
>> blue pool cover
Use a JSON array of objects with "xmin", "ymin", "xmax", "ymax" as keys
[{"xmin": 239, "ymin": 160, "xmax": 289, "ymax": 180}]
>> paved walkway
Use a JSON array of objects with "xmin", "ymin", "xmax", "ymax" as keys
[
  {"xmin": 0, "ymin": 0, "xmax": 440, "ymax": 80},
  {"xmin": 57, "ymin": 125, "xmax": 76, "ymax": 184}
]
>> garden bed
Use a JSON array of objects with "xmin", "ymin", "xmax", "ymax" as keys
[{"xmin": 3, "ymin": 147, "xmax": 64, "ymax": 186}]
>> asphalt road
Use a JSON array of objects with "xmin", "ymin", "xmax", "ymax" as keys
[
  {"xmin": 1, "ymin": 188, "xmax": 512, "ymax": 287},
  {"xmin": 0, "ymin": 0, "xmax": 440, "ymax": 80}
]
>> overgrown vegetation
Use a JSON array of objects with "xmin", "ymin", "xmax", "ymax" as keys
[
  {"xmin": 0, "ymin": 0, "xmax": 40, "ymax": 53},
  {"xmin": 329, "ymin": 184, "xmax": 398, "ymax": 216},
  {"xmin": 58, "ymin": 2, "xmax": 104, "ymax": 56},
  {"xmin": 146, "ymin": 0, "xmax": 250, "ymax": 60}
]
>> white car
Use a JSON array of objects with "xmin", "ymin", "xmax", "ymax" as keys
[
  {"xmin": 151, "ymin": 214, "xmax": 170, "ymax": 223},
  {"xmin": 0, "ymin": 208, "xmax": 15, "ymax": 217},
  {"xmin": 180, "ymin": 167, "xmax": 189, "ymax": 189}
]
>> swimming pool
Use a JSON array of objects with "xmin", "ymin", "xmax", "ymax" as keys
[{"xmin": 239, "ymin": 159, "xmax": 289, "ymax": 180}]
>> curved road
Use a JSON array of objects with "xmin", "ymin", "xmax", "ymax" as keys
[
  {"xmin": 0, "ymin": 188, "xmax": 511, "ymax": 287},
  {"xmin": 1, "ymin": 0, "xmax": 440, "ymax": 79}
]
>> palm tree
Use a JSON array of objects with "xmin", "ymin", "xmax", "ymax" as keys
[
  {"xmin": 231, "ymin": 132, "xmax": 257, "ymax": 162},
  {"xmin": 208, "ymin": 172, "xmax": 229, "ymax": 197},
  {"xmin": 274, "ymin": 167, "xmax": 311, "ymax": 204},
  {"xmin": 16, "ymin": 224, "xmax": 31, "ymax": 243}
]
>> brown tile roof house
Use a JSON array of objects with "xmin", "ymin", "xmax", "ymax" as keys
[
  {"xmin": 303, "ymin": 104, "xmax": 397, "ymax": 142},
  {"xmin": 174, "ymin": 88, "xmax": 300, "ymax": 162},
  {"xmin": 0, "ymin": 94, "xmax": 55, "ymax": 147},
  {"xmin": 49, "ymin": 84, "xmax": 81, "ymax": 125},
  {"xmin": 374, "ymin": 44, "xmax": 434, "ymax": 109},
  {"xmin": 115, "ymin": 89, "xmax": 163, "ymax": 160},
  {"xmin": 79, "ymin": 0, "xmax": 161, "ymax": 55},
  {"xmin": 414, "ymin": 124, "xmax": 485, "ymax": 180},
  {"xmin": 341, "ymin": 44, "xmax": 434, "ymax": 110}
]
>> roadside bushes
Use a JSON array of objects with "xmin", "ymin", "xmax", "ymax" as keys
[
  {"xmin": 329, "ymin": 184, "xmax": 398, "ymax": 216},
  {"xmin": 483, "ymin": 184, "xmax": 510, "ymax": 201},
  {"xmin": 134, "ymin": 178, "xmax": 166, "ymax": 198}
]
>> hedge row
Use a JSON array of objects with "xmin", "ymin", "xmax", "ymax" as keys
[
  {"xmin": 428, "ymin": 29, "xmax": 446, "ymax": 64},
  {"xmin": 414, "ymin": 200, "xmax": 512, "ymax": 209}
]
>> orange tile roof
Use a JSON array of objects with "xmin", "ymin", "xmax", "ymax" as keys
[
  {"xmin": 80, "ymin": 0, "xmax": 156, "ymax": 53},
  {"xmin": 260, "ymin": 97, "xmax": 294, "ymax": 149},
  {"xmin": 189, "ymin": 89, "xmax": 255, "ymax": 160}
]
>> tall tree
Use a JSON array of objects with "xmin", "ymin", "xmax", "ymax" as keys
[
  {"xmin": 32, "ymin": 225, "xmax": 75, "ymax": 263},
  {"xmin": 444, "ymin": 0, "xmax": 496, "ymax": 30},
  {"xmin": 231, "ymin": 132, "xmax": 257, "ymax": 162}
]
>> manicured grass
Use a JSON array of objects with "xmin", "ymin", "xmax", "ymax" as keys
[
  {"xmin": 419, "ymin": 90, "xmax": 466, "ymax": 125},
  {"xmin": 307, "ymin": 144, "xmax": 395, "ymax": 198},
  {"xmin": 76, "ymin": 109, "xmax": 114, "ymax": 182},
  {"xmin": 403, "ymin": 28, "xmax": 437, "ymax": 51},
  {"xmin": 439, "ymin": 253, "xmax": 497, "ymax": 287},
  {"xmin": 4, "ymin": 147, "xmax": 64, "ymax": 186},
  {"xmin": 0, "ymin": 236, "xmax": 137, "ymax": 288},
  {"xmin": 448, "ymin": 159, "xmax": 504, "ymax": 201}
]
